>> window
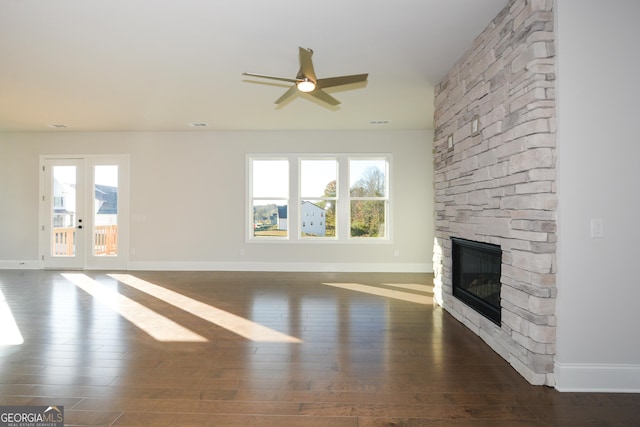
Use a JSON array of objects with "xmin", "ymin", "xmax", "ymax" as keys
[
  {"xmin": 248, "ymin": 154, "xmax": 390, "ymax": 242},
  {"xmin": 300, "ymin": 159, "xmax": 337, "ymax": 238},
  {"xmin": 349, "ymin": 159, "xmax": 388, "ymax": 238},
  {"xmin": 250, "ymin": 159, "xmax": 288, "ymax": 238}
]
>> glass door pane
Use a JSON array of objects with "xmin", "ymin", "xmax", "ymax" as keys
[
  {"xmin": 93, "ymin": 165, "xmax": 118, "ymax": 256},
  {"xmin": 51, "ymin": 165, "xmax": 78, "ymax": 257}
]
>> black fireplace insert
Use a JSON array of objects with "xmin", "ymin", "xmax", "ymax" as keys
[{"xmin": 451, "ymin": 237, "xmax": 502, "ymax": 325}]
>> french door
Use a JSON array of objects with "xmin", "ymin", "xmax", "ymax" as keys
[{"xmin": 41, "ymin": 156, "xmax": 129, "ymax": 270}]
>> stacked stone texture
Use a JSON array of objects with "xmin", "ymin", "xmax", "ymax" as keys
[{"xmin": 432, "ymin": 0, "xmax": 557, "ymax": 386}]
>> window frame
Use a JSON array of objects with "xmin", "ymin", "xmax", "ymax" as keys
[
  {"xmin": 247, "ymin": 153, "xmax": 392, "ymax": 244},
  {"xmin": 347, "ymin": 157, "xmax": 390, "ymax": 239},
  {"xmin": 299, "ymin": 157, "xmax": 339, "ymax": 240},
  {"xmin": 248, "ymin": 157, "xmax": 290, "ymax": 240}
]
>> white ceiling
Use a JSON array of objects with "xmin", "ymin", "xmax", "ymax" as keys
[{"xmin": 0, "ymin": 0, "xmax": 507, "ymax": 132}]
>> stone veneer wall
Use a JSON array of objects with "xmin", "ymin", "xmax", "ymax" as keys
[{"xmin": 432, "ymin": 0, "xmax": 557, "ymax": 386}]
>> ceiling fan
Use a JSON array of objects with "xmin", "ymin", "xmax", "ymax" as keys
[{"xmin": 242, "ymin": 47, "xmax": 368, "ymax": 106}]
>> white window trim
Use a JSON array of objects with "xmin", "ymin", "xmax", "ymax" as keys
[{"xmin": 247, "ymin": 153, "xmax": 392, "ymax": 244}]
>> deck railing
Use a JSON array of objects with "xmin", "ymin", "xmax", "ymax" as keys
[
  {"xmin": 94, "ymin": 225, "xmax": 118, "ymax": 255},
  {"xmin": 52, "ymin": 225, "xmax": 117, "ymax": 256},
  {"xmin": 52, "ymin": 227, "xmax": 75, "ymax": 256}
]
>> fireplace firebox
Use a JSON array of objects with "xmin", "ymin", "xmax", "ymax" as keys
[{"xmin": 452, "ymin": 238, "xmax": 502, "ymax": 325}]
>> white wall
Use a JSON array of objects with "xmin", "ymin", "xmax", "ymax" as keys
[
  {"xmin": 555, "ymin": 0, "xmax": 640, "ymax": 391},
  {"xmin": 0, "ymin": 130, "xmax": 434, "ymax": 272}
]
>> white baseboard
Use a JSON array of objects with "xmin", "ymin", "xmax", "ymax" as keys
[
  {"xmin": 127, "ymin": 261, "xmax": 433, "ymax": 273},
  {"xmin": 554, "ymin": 361, "xmax": 640, "ymax": 393},
  {"xmin": 0, "ymin": 260, "xmax": 43, "ymax": 269},
  {"xmin": 0, "ymin": 260, "xmax": 433, "ymax": 273}
]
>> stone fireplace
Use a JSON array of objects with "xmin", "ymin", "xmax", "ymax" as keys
[{"xmin": 432, "ymin": 0, "xmax": 557, "ymax": 386}]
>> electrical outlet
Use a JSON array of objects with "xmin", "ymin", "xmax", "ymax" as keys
[{"xmin": 590, "ymin": 219, "xmax": 604, "ymax": 238}]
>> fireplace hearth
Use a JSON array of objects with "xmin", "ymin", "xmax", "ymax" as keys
[{"xmin": 452, "ymin": 238, "xmax": 502, "ymax": 325}]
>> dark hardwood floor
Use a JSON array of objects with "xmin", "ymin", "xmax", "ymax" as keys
[{"xmin": 0, "ymin": 270, "xmax": 638, "ymax": 426}]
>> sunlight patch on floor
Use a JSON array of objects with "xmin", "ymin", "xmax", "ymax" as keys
[
  {"xmin": 109, "ymin": 274, "xmax": 302, "ymax": 343},
  {"xmin": 380, "ymin": 282, "xmax": 433, "ymax": 293},
  {"xmin": 62, "ymin": 273, "xmax": 208, "ymax": 342},
  {"xmin": 0, "ymin": 289, "xmax": 24, "ymax": 345},
  {"xmin": 321, "ymin": 282, "xmax": 432, "ymax": 305}
]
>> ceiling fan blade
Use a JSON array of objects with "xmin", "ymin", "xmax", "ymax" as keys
[
  {"xmin": 298, "ymin": 47, "xmax": 317, "ymax": 81},
  {"xmin": 307, "ymin": 89, "xmax": 340, "ymax": 106},
  {"xmin": 275, "ymin": 85, "xmax": 298, "ymax": 104},
  {"xmin": 316, "ymin": 73, "xmax": 368, "ymax": 89},
  {"xmin": 242, "ymin": 72, "xmax": 298, "ymax": 84}
]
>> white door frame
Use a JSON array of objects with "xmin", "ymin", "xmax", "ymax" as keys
[
  {"xmin": 41, "ymin": 158, "xmax": 86, "ymax": 269},
  {"xmin": 40, "ymin": 154, "xmax": 130, "ymax": 270}
]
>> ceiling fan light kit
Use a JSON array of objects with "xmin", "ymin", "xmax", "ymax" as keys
[
  {"xmin": 296, "ymin": 78, "xmax": 316, "ymax": 93},
  {"xmin": 243, "ymin": 47, "xmax": 368, "ymax": 106}
]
